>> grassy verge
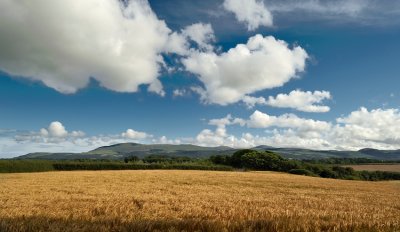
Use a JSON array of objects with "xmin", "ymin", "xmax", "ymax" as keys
[
  {"xmin": 0, "ymin": 160, "xmax": 55, "ymax": 173},
  {"xmin": 0, "ymin": 160, "xmax": 233, "ymax": 173}
]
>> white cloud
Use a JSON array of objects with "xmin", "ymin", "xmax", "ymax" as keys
[
  {"xmin": 195, "ymin": 124, "xmax": 244, "ymax": 147},
  {"xmin": 164, "ymin": 23, "xmax": 215, "ymax": 57},
  {"xmin": 38, "ymin": 121, "xmax": 84, "ymax": 139},
  {"xmin": 247, "ymin": 110, "xmax": 331, "ymax": 131},
  {"xmin": 223, "ymin": 0, "xmax": 273, "ymax": 30},
  {"xmin": 266, "ymin": 90, "xmax": 331, "ymax": 112},
  {"xmin": 164, "ymin": 32, "xmax": 190, "ymax": 56},
  {"xmin": 173, "ymin": 89, "xmax": 188, "ymax": 97},
  {"xmin": 1, "ymin": 122, "xmax": 154, "ymax": 156},
  {"xmin": 183, "ymin": 34, "xmax": 308, "ymax": 105},
  {"xmin": 46, "ymin": 121, "xmax": 68, "ymax": 138},
  {"xmin": 267, "ymin": 0, "xmax": 368, "ymax": 16},
  {"xmin": 193, "ymin": 111, "xmax": 331, "ymax": 148},
  {"xmin": 0, "ymin": 0, "xmax": 189, "ymax": 95},
  {"xmin": 242, "ymin": 96, "xmax": 267, "ymax": 108},
  {"xmin": 242, "ymin": 90, "xmax": 331, "ymax": 112},
  {"xmin": 208, "ymin": 114, "xmax": 246, "ymax": 128},
  {"xmin": 194, "ymin": 107, "xmax": 400, "ymax": 150},
  {"xmin": 182, "ymin": 23, "xmax": 215, "ymax": 52},
  {"xmin": 333, "ymin": 107, "xmax": 400, "ymax": 149},
  {"xmin": 4, "ymin": 108, "xmax": 400, "ymax": 157},
  {"xmin": 153, "ymin": 135, "xmax": 181, "ymax": 145},
  {"xmin": 121, "ymin": 129, "xmax": 151, "ymax": 140}
]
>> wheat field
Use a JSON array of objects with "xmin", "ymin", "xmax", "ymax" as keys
[{"xmin": 0, "ymin": 170, "xmax": 399, "ymax": 232}]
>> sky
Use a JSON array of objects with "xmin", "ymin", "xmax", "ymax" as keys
[{"xmin": 1, "ymin": 0, "xmax": 400, "ymax": 157}]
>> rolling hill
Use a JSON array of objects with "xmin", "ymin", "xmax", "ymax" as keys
[
  {"xmin": 15, "ymin": 143, "xmax": 400, "ymax": 160},
  {"xmin": 16, "ymin": 143, "xmax": 235, "ymax": 160}
]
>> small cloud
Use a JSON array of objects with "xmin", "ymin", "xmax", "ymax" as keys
[
  {"xmin": 266, "ymin": 90, "xmax": 331, "ymax": 113},
  {"xmin": 121, "ymin": 129, "xmax": 151, "ymax": 140},
  {"xmin": 173, "ymin": 89, "xmax": 189, "ymax": 97},
  {"xmin": 223, "ymin": 0, "xmax": 273, "ymax": 30},
  {"xmin": 182, "ymin": 23, "xmax": 215, "ymax": 52}
]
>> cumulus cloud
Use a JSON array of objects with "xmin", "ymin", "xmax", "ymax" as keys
[
  {"xmin": 0, "ymin": 0, "xmax": 189, "ymax": 95},
  {"xmin": 121, "ymin": 129, "xmax": 151, "ymax": 140},
  {"xmin": 223, "ymin": 0, "xmax": 273, "ymax": 30},
  {"xmin": 209, "ymin": 114, "xmax": 246, "ymax": 128},
  {"xmin": 164, "ymin": 22, "xmax": 215, "ymax": 56},
  {"xmin": 5, "ymin": 108, "xmax": 400, "ymax": 157},
  {"xmin": 247, "ymin": 110, "xmax": 331, "ymax": 132},
  {"xmin": 194, "ymin": 112, "xmax": 329, "ymax": 148},
  {"xmin": 15, "ymin": 121, "xmax": 88, "ymax": 145},
  {"xmin": 37, "ymin": 121, "xmax": 84, "ymax": 140},
  {"xmin": 266, "ymin": 90, "xmax": 331, "ymax": 112},
  {"xmin": 183, "ymin": 34, "xmax": 308, "ymax": 105},
  {"xmin": 242, "ymin": 96, "xmax": 268, "ymax": 108},
  {"xmin": 3, "ymin": 121, "xmax": 154, "ymax": 156},
  {"xmin": 195, "ymin": 114, "xmax": 248, "ymax": 147},
  {"xmin": 242, "ymin": 90, "xmax": 331, "ymax": 112},
  {"xmin": 333, "ymin": 107, "xmax": 400, "ymax": 149},
  {"xmin": 45, "ymin": 121, "xmax": 68, "ymax": 137},
  {"xmin": 195, "ymin": 123, "xmax": 243, "ymax": 147},
  {"xmin": 192, "ymin": 107, "xmax": 400, "ymax": 150}
]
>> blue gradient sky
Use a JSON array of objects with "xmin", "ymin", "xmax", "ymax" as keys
[{"xmin": 1, "ymin": 0, "xmax": 400, "ymax": 157}]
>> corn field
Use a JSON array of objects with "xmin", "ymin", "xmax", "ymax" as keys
[{"xmin": 0, "ymin": 170, "xmax": 399, "ymax": 231}]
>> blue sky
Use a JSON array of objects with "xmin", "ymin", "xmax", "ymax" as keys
[{"xmin": 1, "ymin": 0, "xmax": 400, "ymax": 157}]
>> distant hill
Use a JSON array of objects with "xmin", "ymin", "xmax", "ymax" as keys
[
  {"xmin": 253, "ymin": 146, "xmax": 400, "ymax": 160},
  {"xmin": 15, "ymin": 143, "xmax": 400, "ymax": 160},
  {"xmin": 17, "ymin": 143, "xmax": 236, "ymax": 160}
]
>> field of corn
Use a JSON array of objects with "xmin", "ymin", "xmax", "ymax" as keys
[{"xmin": 0, "ymin": 170, "xmax": 399, "ymax": 232}]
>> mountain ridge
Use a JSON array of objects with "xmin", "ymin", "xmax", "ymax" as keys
[{"xmin": 15, "ymin": 143, "xmax": 400, "ymax": 160}]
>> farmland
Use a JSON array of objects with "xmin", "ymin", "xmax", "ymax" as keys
[
  {"xmin": 343, "ymin": 164, "xmax": 400, "ymax": 172},
  {"xmin": 1, "ymin": 170, "xmax": 399, "ymax": 231}
]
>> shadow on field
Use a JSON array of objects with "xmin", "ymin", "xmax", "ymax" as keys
[
  {"xmin": 0, "ymin": 216, "xmax": 394, "ymax": 232},
  {"xmin": 0, "ymin": 216, "xmax": 263, "ymax": 232}
]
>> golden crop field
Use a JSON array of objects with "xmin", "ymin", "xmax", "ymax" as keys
[
  {"xmin": 0, "ymin": 170, "xmax": 399, "ymax": 232},
  {"xmin": 343, "ymin": 164, "xmax": 400, "ymax": 173}
]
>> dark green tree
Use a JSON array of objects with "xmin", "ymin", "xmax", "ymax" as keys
[{"xmin": 124, "ymin": 155, "xmax": 139, "ymax": 163}]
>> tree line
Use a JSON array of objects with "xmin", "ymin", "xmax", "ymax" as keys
[
  {"xmin": 2, "ymin": 150, "xmax": 399, "ymax": 181},
  {"xmin": 209, "ymin": 149, "xmax": 400, "ymax": 181}
]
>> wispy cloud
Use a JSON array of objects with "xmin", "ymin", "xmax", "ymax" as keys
[
  {"xmin": 265, "ymin": 0, "xmax": 400, "ymax": 25},
  {"xmin": 267, "ymin": 0, "xmax": 369, "ymax": 16}
]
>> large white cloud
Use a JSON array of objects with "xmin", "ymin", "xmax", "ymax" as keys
[
  {"xmin": 333, "ymin": 107, "xmax": 400, "ymax": 149},
  {"xmin": 0, "ymin": 0, "xmax": 189, "ymax": 95},
  {"xmin": 183, "ymin": 34, "xmax": 308, "ymax": 105},
  {"xmin": 223, "ymin": 0, "xmax": 273, "ymax": 30}
]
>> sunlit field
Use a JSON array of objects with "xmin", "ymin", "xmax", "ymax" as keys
[{"xmin": 1, "ymin": 170, "xmax": 399, "ymax": 232}]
